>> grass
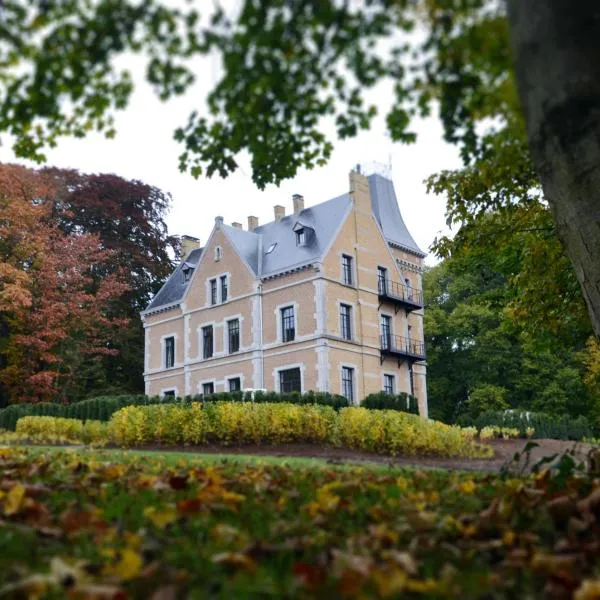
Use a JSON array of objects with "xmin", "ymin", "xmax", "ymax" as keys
[{"xmin": 0, "ymin": 445, "xmax": 599, "ymax": 598}]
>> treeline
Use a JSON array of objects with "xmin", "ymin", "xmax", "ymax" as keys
[{"xmin": 0, "ymin": 163, "xmax": 178, "ymax": 405}]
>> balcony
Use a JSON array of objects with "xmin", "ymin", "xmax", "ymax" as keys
[
  {"xmin": 380, "ymin": 334, "xmax": 426, "ymax": 364},
  {"xmin": 378, "ymin": 279, "xmax": 423, "ymax": 313}
]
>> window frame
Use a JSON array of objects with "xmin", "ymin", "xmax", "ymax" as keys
[
  {"xmin": 339, "ymin": 303, "xmax": 352, "ymax": 341},
  {"xmin": 165, "ymin": 336, "xmax": 175, "ymax": 369},
  {"xmin": 228, "ymin": 377, "xmax": 241, "ymax": 393},
  {"xmin": 220, "ymin": 274, "xmax": 228, "ymax": 303},
  {"xmin": 342, "ymin": 254, "xmax": 353, "ymax": 286},
  {"xmin": 202, "ymin": 325, "xmax": 213, "ymax": 359},
  {"xmin": 280, "ymin": 305, "xmax": 296, "ymax": 343},
  {"xmin": 202, "ymin": 382, "xmax": 215, "ymax": 396},
  {"xmin": 228, "ymin": 318, "xmax": 240, "ymax": 354},
  {"xmin": 383, "ymin": 374, "xmax": 395, "ymax": 395},
  {"xmin": 341, "ymin": 366, "xmax": 354, "ymax": 403},
  {"xmin": 380, "ymin": 313, "xmax": 392, "ymax": 349},
  {"xmin": 295, "ymin": 228, "xmax": 306, "ymax": 246},
  {"xmin": 279, "ymin": 367, "xmax": 302, "ymax": 393},
  {"xmin": 377, "ymin": 266, "xmax": 388, "ymax": 294},
  {"xmin": 209, "ymin": 278, "xmax": 217, "ymax": 305}
]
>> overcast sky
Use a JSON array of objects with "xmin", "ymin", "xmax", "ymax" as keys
[{"xmin": 1, "ymin": 52, "xmax": 462, "ymax": 267}]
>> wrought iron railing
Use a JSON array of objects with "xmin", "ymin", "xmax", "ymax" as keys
[
  {"xmin": 378, "ymin": 278, "xmax": 423, "ymax": 307},
  {"xmin": 380, "ymin": 334, "xmax": 426, "ymax": 359}
]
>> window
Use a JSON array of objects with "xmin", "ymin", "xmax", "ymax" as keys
[
  {"xmin": 210, "ymin": 279, "xmax": 217, "ymax": 305},
  {"xmin": 228, "ymin": 319, "xmax": 240, "ymax": 353},
  {"xmin": 384, "ymin": 374, "xmax": 395, "ymax": 395},
  {"xmin": 228, "ymin": 377, "xmax": 241, "ymax": 392},
  {"xmin": 342, "ymin": 254, "xmax": 353, "ymax": 285},
  {"xmin": 295, "ymin": 228, "xmax": 306, "ymax": 246},
  {"xmin": 266, "ymin": 242, "xmax": 277, "ymax": 254},
  {"xmin": 202, "ymin": 326, "xmax": 213, "ymax": 359},
  {"xmin": 220, "ymin": 275, "xmax": 228, "ymax": 302},
  {"xmin": 215, "ymin": 246, "xmax": 222, "ymax": 261},
  {"xmin": 281, "ymin": 306, "xmax": 295, "ymax": 342},
  {"xmin": 377, "ymin": 266, "xmax": 388, "ymax": 295},
  {"xmin": 409, "ymin": 366, "xmax": 414, "ymax": 396},
  {"xmin": 183, "ymin": 266, "xmax": 193, "ymax": 282},
  {"xmin": 202, "ymin": 382, "xmax": 214, "ymax": 396},
  {"xmin": 162, "ymin": 390, "xmax": 176, "ymax": 398},
  {"xmin": 342, "ymin": 367, "xmax": 354, "ymax": 402},
  {"xmin": 380, "ymin": 314, "xmax": 392, "ymax": 350},
  {"xmin": 279, "ymin": 367, "xmax": 301, "ymax": 393},
  {"xmin": 340, "ymin": 304, "xmax": 352, "ymax": 340},
  {"xmin": 405, "ymin": 277, "xmax": 413, "ymax": 300},
  {"xmin": 165, "ymin": 336, "xmax": 175, "ymax": 369}
]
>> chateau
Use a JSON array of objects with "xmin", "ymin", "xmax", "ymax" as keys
[{"xmin": 141, "ymin": 167, "xmax": 428, "ymax": 416}]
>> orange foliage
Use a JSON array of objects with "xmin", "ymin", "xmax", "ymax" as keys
[{"xmin": 0, "ymin": 164, "xmax": 129, "ymax": 403}]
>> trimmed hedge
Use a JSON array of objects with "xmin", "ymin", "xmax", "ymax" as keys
[
  {"xmin": 0, "ymin": 390, "xmax": 421, "ymax": 431},
  {"xmin": 362, "ymin": 392, "xmax": 419, "ymax": 414},
  {"xmin": 458, "ymin": 410, "xmax": 593, "ymax": 441}
]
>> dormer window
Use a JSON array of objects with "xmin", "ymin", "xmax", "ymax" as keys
[
  {"xmin": 295, "ymin": 228, "xmax": 306, "ymax": 246},
  {"xmin": 183, "ymin": 267, "xmax": 193, "ymax": 282}
]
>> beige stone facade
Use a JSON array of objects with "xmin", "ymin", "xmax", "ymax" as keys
[{"xmin": 142, "ymin": 168, "xmax": 428, "ymax": 416}]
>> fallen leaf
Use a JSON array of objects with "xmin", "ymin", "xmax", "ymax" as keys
[
  {"xmin": 144, "ymin": 506, "xmax": 177, "ymax": 529},
  {"xmin": 4, "ymin": 483, "xmax": 26, "ymax": 516}
]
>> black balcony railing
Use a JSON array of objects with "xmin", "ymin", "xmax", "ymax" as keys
[
  {"xmin": 380, "ymin": 334, "xmax": 426, "ymax": 360},
  {"xmin": 378, "ymin": 279, "xmax": 423, "ymax": 310}
]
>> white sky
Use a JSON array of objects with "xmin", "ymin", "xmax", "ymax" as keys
[{"xmin": 0, "ymin": 52, "xmax": 462, "ymax": 267}]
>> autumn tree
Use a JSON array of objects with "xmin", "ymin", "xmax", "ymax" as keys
[
  {"xmin": 0, "ymin": 164, "xmax": 129, "ymax": 404},
  {"xmin": 1, "ymin": 0, "xmax": 598, "ymax": 338}
]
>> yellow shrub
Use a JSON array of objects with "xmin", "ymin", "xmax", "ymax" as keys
[{"xmin": 16, "ymin": 416, "xmax": 84, "ymax": 443}]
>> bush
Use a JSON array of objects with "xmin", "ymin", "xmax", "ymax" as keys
[
  {"xmin": 362, "ymin": 392, "xmax": 419, "ymax": 414},
  {"xmin": 110, "ymin": 402, "xmax": 490, "ymax": 459},
  {"xmin": 458, "ymin": 410, "xmax": 593, "ymax": 441},
  {"xmin": 466, "ymin": 385, "xmax": 509, "ymax": 418}
]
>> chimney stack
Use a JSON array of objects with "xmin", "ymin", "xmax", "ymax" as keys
[
  {"xmin": 215, "ymin": 216, "xmax": 224, "ymax": 229},
  {"xmin": 232, "ymin": 222, "xmax": 243, "ymax": 230},
  {"xmin": 292, "ymin": 194, "xmax": 304, "ymax": 214},
  {"xmin": 181, "ymin": 235, "xmax": 200, "ymax": 261},
  {"xmin": 274, "ymin": 205, "xmax": 285, "ymax": 221},
  {"xmin": 248, "ymin": 215, "xmax": 258, "ymax": 231}
]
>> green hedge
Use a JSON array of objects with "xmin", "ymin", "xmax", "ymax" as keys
[
  {"xmin": 0, "ymin": 390, "xmax": 422, "ymax": 432},
  {"xmin": 362, "ymin": 392, "xmax": 419, "ymax": 414},
  {"xmin": 457, "ymin": 410, "xmax": 593, "ymax": 441}
]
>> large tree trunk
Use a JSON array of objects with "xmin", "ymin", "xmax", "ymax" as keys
[{"xmin": 507, "ymin": 0, "xmax": 600, "ymax": 336}]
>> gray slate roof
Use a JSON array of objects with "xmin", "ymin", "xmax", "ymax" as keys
[
  {"xmin": 144, "ymin": 247, "xmax": 203, "ymax": 312},
  {"xmin": 143, "ymin": 173, "xmax": 423, "ymax": 313}
]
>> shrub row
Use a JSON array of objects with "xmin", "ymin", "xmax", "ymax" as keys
[
  {"xmin": 109, "ymin": 402, "xmax": 490, "ymax": 458},
  {"xmin": 15, "ymin": 416, "xmax": 109, "ymax": 445},
  {"xmin": 458, "ymin": 410, "xmax": 593, "ymax": 441},
  {"xmin": 0, "ymin": 390, "xmax": 419, "ymax": 431}
]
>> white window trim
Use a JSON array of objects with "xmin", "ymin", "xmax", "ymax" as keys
[
  {"xmin": 226, "ymin": 373, "xmax": 245, "ymax": 393},
  {"xmin": 197, "ymin": 321, "xmax": 217, "ymax": 360},
  {"xmin": 223, "ymin": 314, "xmax": 244, "ymax": 354},
  {"xmin": 160, "ymin": 333, "xmax": 179, "ymax": 370},
  {"xmin": 273, "ymin": 362, "xmax": 305, "ymax": 394},
  {"xmin": 199, "ymin": 378, "xmax": 217, "ymax": 394},
  {"xmin": 382, "ymin": 372, "xmax": 396, "ymax": 395},
  {"xmin": 275, "ymin": 301, "xmax": 299, "ymax": 343},
  {"xmin": 340, "ymin": 363, "xmax": 358, "ymax": 405},
  {"xmin": 336, "ymin": 300, "xmax": 356, "ymax": 342},
  {"xmin": 159, "ymin": 387, "xmax": 178, "ymax": 397},
  {"xmin": 340, "ymin": 252, "xmax": 355, "ymax": 287}
]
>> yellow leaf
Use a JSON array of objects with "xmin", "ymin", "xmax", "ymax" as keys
[
  {"xmin": 575, "ymin": 579, "xmax": 600, "ymax": 600},
  {"xmin": 459, "ymin": 480, "xmax": 476, "ymax": 495},
  {"xmin": 4, "ymin": 483, "xmax": 25, "ymax": 516},
  {"xmin": 105, "ymin": 548, "xmax": 143, "ymax": 581},
  {"xmin": 144, "ymin": 506, "xmax": 177, "ymax": 529}
]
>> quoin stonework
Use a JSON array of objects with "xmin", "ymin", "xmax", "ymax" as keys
[{"xmin": 141, "ymin": 166, "xmax": 428, "ymax": 416}]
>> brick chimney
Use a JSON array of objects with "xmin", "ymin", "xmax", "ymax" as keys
[
  {"xmin": 181, "ymin": 235, "xmax": 200, "ymax": 260},
  {"xmin": 232, "ymin": 222, "xmax": 243, "ymax": 230},
  {"xmin": 292, "ymin": 194, "xmax": 304, "ymax": 214},
  {"xmin": 248, "ymin": 215, "xmax": 258, "ymax": 231},
  {"xmin": 274, "ymin": 205, "xmax": 285, "ymax": 221}
]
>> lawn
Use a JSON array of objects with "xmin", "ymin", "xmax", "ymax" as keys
[{"xmin": 0, "ymin": 445, "xmax": 599, "ymax": 599}]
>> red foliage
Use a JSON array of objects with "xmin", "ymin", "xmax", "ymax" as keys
[{"xmin": 0, "ymin": 164, "xmax": 129, "ymax": 403}]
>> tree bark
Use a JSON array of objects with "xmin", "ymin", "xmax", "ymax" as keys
[{"xmin": 507, "ymin": 0, "xmax": 600, "ymax": 336}]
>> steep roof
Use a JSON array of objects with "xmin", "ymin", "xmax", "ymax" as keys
[
  {"xmin": 367, "ymin": 173, "xmax": 425, "ymax": 257},
  {"xmin": 222, "ymin": 193, "xmax": 351, "ymax": 278},
  {"xmin": 143, "ymin": 172, "xmax": 423, "ymax": 313},
  {"xmin": 144, "ymin": 247, "xmax": 203, "ymax": 313}
]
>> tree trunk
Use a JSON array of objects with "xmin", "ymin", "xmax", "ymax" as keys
[{"xmin": 507, "ymin": 0, "xmax": 600, "ymax": 336}]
